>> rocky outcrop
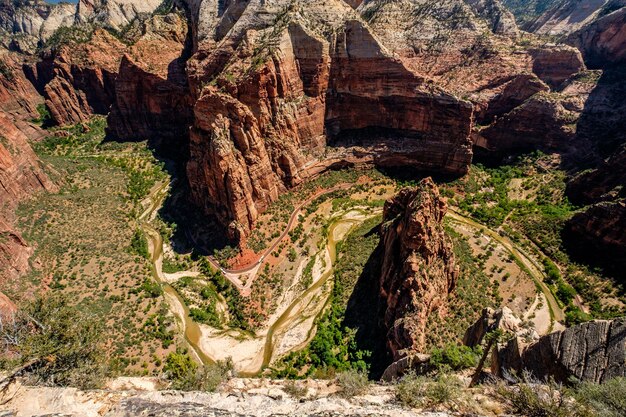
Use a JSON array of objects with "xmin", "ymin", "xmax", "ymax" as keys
[
  {"xmin": 185, "ymin": 1, "xmax": 474, "ymax": 241},
  {"xmin": 564, "ymin": 201, "xmax": 626, "ymax": 277},
  {"xmin": 530, "ymin": 46, "xmax": 585, "ymax": 88},
  {"xmin": 567, "ymin": 4, "xmax": 626, "ymax": 66},
  {"xmin": 2, "ymin": 379, "xmax": 441, "ymax": 417},
  {"xmin": 26, "ymin": 29, "xmax": 125, "ymax": 125},
  {"xmin": 0, "ymin": 0, "xmax": 75, "ymax": 53},
  {"xmin": 464, "ymin": 307, "xmax": 538, "ymax": 348},
  {"xmin": 495, "ymin": 318, "xmax": 626, "ymax": 383},
  {"xmin": 475, "ymin": 91, "xmax": 581, "ymax": 153},
  {"xmin": 0, "ymin": 54, "xmax": 56, "ymax": 284},
  {"xmin": 501, "ymin": 0, "xmax": 561, "ymax": 27},
  {"xmin": 76, "ymin": 0, "xmax": 164, "ymax": 30},
  {"xmin": 378, "ymin": 178, "xmax": 458, "ymax": 359},
  {"xmin": 526, "ymin": 0, "xmax": 619, "ymax": 35},
  {"xmin": 108, "ymin": 54, "xmax": 194, "ymax": 143}
]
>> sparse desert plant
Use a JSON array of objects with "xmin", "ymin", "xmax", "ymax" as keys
[
  {"xmin": 0, "ymin": 294, "xmax": 108, "ymax": 389},
  {"xmin": 283, "ymin": 380, "xmax": 308, "ymax": 399},
  {"xmin": 396, "ymin": 372, "xmax": 462, "ymax": 409},
  {"xmin": 495, "ymin": 375, "xmax": 588, "ymax": 417},
  {"xmin": 165, "ymin": 349, "xmax": 233, "ymax": 392},
  {"xmin": 571, "ymin": 377, "xmax": 626, "ymax": 417},
  {"xmin": 336, "ymin": 369, "xmax": 369, "ymax": 398}
]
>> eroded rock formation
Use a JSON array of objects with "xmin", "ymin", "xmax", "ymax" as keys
[
  {"xmin": 378, "ymin": 178, "xmax": 458, "ymax": 359},
  {"xmin": 495, "ymin": 318, "xmax": 626, "ymax": 383},
  {"xmin": 0, "ymin": 54, "xmax": 56, "ymax": 283},
  {"xmin": 0, "ymin": 0, "xmax": 76, "ymax": 53},
  {"xmin": 184, "ymin": 0, "xmax": 475, "ymax": 241}
]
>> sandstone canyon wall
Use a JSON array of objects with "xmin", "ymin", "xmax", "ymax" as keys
[
  {"xmin": 183, "ymin": 0, "xmax": 476, "ymax": 241},
  {"xmin": 378, "ymin": 178, "xmax": 458, "ymax": 360},
  {"xmin": 0, "ymin": 53, "xmax": 56, "ymax": 284}
]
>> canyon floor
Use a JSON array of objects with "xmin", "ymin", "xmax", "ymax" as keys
[{"xmin": 8, "ymin": 117, "xmax": 624, "ymax": 381}]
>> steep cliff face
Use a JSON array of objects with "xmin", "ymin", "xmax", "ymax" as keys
[
  {"xmin": 0, "ymin": 0, "xmax": 76, "ymax": 53},
  {"xmin": 25, "ymin": 29, "xmax": 125, "ymax": 126},
  {"xmin": 0, "ymin": 55, "xmax": 56, "ymax": 284},
  {"xmin": 526, "ymin": 0, "xmax": 619, "ymax": 35},
  {"xmin": 185, "ymin": 0, "xmax": 474, "ymax": 241},
  {"xmin": 378, "ymin": 178, "xmax": 458, "ymax": 359},
  {"xmin": 501, "ymin": 0, "xmax": 561, "ymax": 27},
  {"xmin": 566, "ymin": 4, "xmax": 626, "ymax": 66},
  {"xmin": 495, "ymin": 318, "xmax": 626, "ymax": 383},
  {"xmin": 76, "ymin": 0, "xmax": 164, "ymax": 30},
  {"xmin": 564, "ymin": 201, "xmax": 626, "ymax": 276},
  {"xmin": 357, "ymin": 0, "xmax": 591, "ymax": 157}
]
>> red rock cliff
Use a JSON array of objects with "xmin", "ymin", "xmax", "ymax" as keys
[
  {"xmin": 185, "ymin": 1, "xmax": 474, "ymax": 241},
  {"xmin": 378, "ymin": 178, "xmax": 458, "ymax": 359}
]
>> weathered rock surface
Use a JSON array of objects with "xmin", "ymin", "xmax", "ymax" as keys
[
  {"xmin": 495, "ymin": 318, "xmax": 626, "ymax": 383},
  {"xmin": 0, "ymin": 54, "xmax": 56, "ymax": 284},
  {"xmin": 358, "ymin": 0, "xmax": 592, "ymax": 158},
  {"xmin": 0, "ymin": 0, "xmax": 76, "ymax": 53},
  {"xmin": 378, "ymin": 178, "xmax": 458, "ymax": 359},
  {"xmin": 566, "ymin": 3, "xmax": 626, "ymax": 66},
  {"xmin": 564, "ymin": 201, "xmax": 626, "ymax": 277},
  {"xmin": 184, "ymin": 1, "xmax": 474, "ymax": 241},
  {"xmin": 1, "ymin": 379, "xmax": 444, "ymax": 417},
  {"xmin": 77, "ymin": 0, "xmax": 164, "ymax": 30},
  {"xmin": 464, "ymin": 307, "xmax": 539, "ymax": 348},
  {"xmin": 526, "ymin": 0, "xmax": 620, "ymax": 36}
]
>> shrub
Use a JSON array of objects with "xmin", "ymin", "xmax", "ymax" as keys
[
  {"xmin": 496, "ymin": 377, "xmax": 588, "ymax": 417},
  {"xmin": 565, "ymin": 306, "xmax": 592, "ymax": 326},
  {"xmin": 129, "ymin": 229, "xmax": 149, "ymax": 259},
  {"xmin": 572, "ymin": 377, "xmax": 626, "ymax": 417},
  {"xmin": 283, "ymin": 380, "xmax": 308, "ymax": 398},
  {"xmin": 556, "ymin": 280, "xmax": 576, "ymax": 306},
  {"xmin": 0, "ymin": 294, "xmax": 107, "ymax": 389},
  {"xmin": 543, "ymin": 259, "xmax": 562, "ymax": 284},
  {"xmin": 165, "ymin": 349, "xmax": 232, "ymax": 391},
  {"xmin": 44, "ymin": 25, "xmax": 93, "ymax": 49},
  {"xmin": 336, "ymin": 369, "xmax": 369, "ymax": 398},
  {"xmin": 396, "ymin": 372, "xmax": 462, "ymax": 408},
  {"xmin": 429, "ymin": 343, "xmax": 481, "ymax": 371}
]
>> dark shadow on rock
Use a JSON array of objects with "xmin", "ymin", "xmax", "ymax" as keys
[{"xmin": 343, "ymin": 226, "xmax": 393, "ymax": 380}]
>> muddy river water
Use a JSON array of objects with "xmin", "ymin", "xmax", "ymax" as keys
[{"xmin": 140, "ymin": 182, "xmax": 379, "ymax": 374}]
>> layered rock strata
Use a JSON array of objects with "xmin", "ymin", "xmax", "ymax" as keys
[
  {"xmin": 495, "ymin": 318, "xmax": 626, "ymax": 383},
  {"xmin": 184, "ymin": 0, "xmax": 475, "ymax": 241},
  {"xmin": 378, "ymin": 178, "xmax": 458, "ymax": 359}
]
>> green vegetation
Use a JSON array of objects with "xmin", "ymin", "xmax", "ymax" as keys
[
  {"xmin": 0, "ymin": 294, "xmax": 107, "ymax": 389},
  {"xmin": 271, "ymin": 217, "xmax": 381, "ymax": 378},
  {"xmin": 129, "ymin": 229, "xmax": 149, "ymax": 259},
  {"xmin": 164, "ymin": 348, "xmax": 232, "ymax": 391},
  {"xmin": 426, "ymin": 227, "xmax": 494, "ymax": 348},
  {"xmin": 31, "ymin": 104, "xmax": 52, "ymax": 126},
  {"xmin": 198, "ymin": 259, "xmax": 249, "ymax": 331},
  {"xmin": 44, "ymin": 24, "xmax": 94, "ymax": 49},
  {"xmin": 572, "ymin": 377, "xmax": 626, "ymax": 417},
  {"xmin": 449, "ymin": 153, "xmax": 625, "ymax": 322},
  {"xmin": 0, "ymin": 60, "xmax": 14, "ymax": 81},
  {"xmin": 143, "ymin": 306, "xmax": 175, "ymax": 348},
  {"xmin": 16, "ymin": 116, "xmax": 175, "ymax": 375},
  {"xmin": 336, "ymin": 369, "xmax": 369, "ymax": 398},
  {"xmin": 429, "ymin": 343, "xmax": 482, "ymax": 371},
  {"xmin": 396, "ymin": 372, "xmax": 463, "ymax": 409}
]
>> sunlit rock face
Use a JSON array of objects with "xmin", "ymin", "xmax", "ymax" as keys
[
  {"xmin": 185, "ymin": 0, "xmax": 475, "ymax": 241},
  {"xmin": 378, "ymin": 178, "xmax": 458, "ymax": 360}
]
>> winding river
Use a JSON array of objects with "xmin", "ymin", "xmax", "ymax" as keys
[{"xmin": 139, "ymin": 181, "xmax": 378, "ymax": 374}]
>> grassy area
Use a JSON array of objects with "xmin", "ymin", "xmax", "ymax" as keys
[
  {"xmin": 15, "ymin": 117, "xmax": 174, "ymax": 375},
  {"xmin": 444, "ymin": 152, "xmax": 625, "ymax": 322}
]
